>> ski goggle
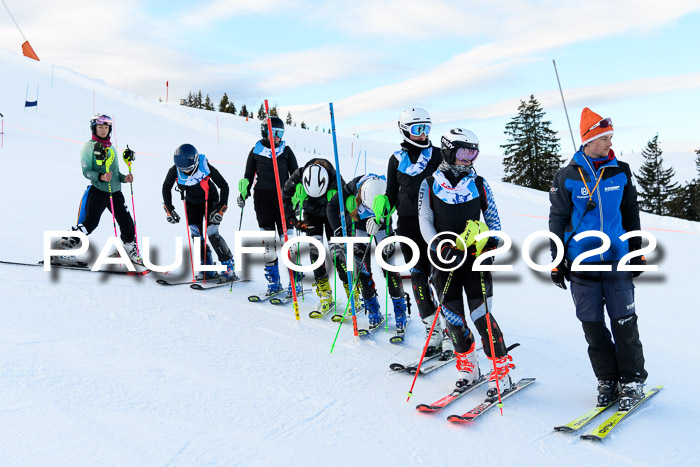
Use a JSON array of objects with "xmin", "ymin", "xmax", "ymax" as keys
[
  {"xmin": 455, "ymin": 147, "xmax": 479, "ymax": 163},
  {"xmin": 92, "ymin": 114, "xmax": 113, "ymax": 126},
  {"xmin": 408, "ymin": 123, "xmax": 431, "ymax": 136},
  {"xmin": 582, "ymin": 117, "xmax": 612, "ymax": 138},
  {"xmin": 271, "ymin": 128, "xmax": 285, "ymax": 138}
]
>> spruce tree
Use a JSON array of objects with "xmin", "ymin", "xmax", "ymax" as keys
[
  {"xmin": 227, "ymin": 100, "xmax": 237, "ymax": 115},
  {"xmin": 286, "ymin": 111, "xmax": 293, "ymax": 125},
  {"xmin": 185, "ymin": 91, "xmax": 195, "ymax": 107},
  {"xmin": 239, "ymin": 105, "xmax": 248, "ymax": 117},
  {"xmin": 257, "ymin": 103, "xmax": 266, "ymax": 120},
  {"xmin": 204, "ymin": 94, "xmax": 214, "ymax": 111},
  {"xmin": 300, "ymin": 121, "xmax": 307, "ymax": 129},
  {"xmin": 219, "ymin": 93, "xmax": 230, "ymax": 113},
  {"xmin": 634, "ymin": 134, "xmax": 679, "ymax": 216},
  {"xmin": 195, "ymin": 90, "xmax": 203, "ymax": 109},
  {"xmin": 270, "ymin": 106, "xmax": 279, "ymax": 117},
  {"xmin": 669, "ymin": 149, "xmax": 700, "ymax": 220},
  {"xmin": 501, "ymin": 95, "xmax": 563, "ymax": 191}
]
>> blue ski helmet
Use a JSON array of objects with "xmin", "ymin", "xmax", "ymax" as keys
[
  {"xmin": 261, "ymin": 116, "xmax": 285, "ymax": 140},
  {"xmin": 174, "ymin": 144, "xmax": 199, "ymax": 173}
]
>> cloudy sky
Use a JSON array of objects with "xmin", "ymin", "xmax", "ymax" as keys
[{"xmin": 2, "ymin": 0, "xmax": 700, "ymax": 155}]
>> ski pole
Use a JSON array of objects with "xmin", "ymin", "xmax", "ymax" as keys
[
  {"xmin": 123, "ymin": 146, "xmax": 139, "ymax": 258},
  {"xmin": 329, "ymin": 102, "xmax": 359, "ymax": 336},
  {"xmin": 103, "ymin": 152, "xmax": 119, "ymax": 239},
  {"xmin": 480, "ymin": 270, "xmax": 504, "ymax": 414},
  {"xmin": 552, "ymin": 59, "xmax": 577, "ymax": 153},
  {"xmin": 406, "ymin": 269, "xmax": 455, "ymax": 402},
  {"xmin": 264, "ymin": 99, "xmax": 300, "ymax": 320},
  {"xmin": 178, "ymin": 187, "xmax": 196, "ymax": 282},
  {"xmin": 330, "ymin": 233, "xmax": 374, "ymax": 352},
  {"xmin": 201, "ymin": 178, "xmax": 211, "ymax": 284}
]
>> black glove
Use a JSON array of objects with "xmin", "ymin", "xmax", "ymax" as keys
[
  {"xmin": 123, "ymin": 145, "xmax": 135, "ymax": 163},
  {"xmin": 164, "ymin": 204, "xmax": 180, "ymax": 224},
  {"xmin": 551, "ymin": 260, "xmax": 569, "ymax": 290},
  {"xmin": 209, "ymin": 204, "xmax": 227, "ymax": 225},
  {"xmin": 236, "ymin": 194, "xmax": 245, "ymax": 208},
  {"xmin": 468, "ymin": 237, "xmax": 499, "ymax": 256},
  {"xmin": 289, "ymin": 218, "xmax": 315, "ymax": 234},
  {"xmin": 629, "ymin": 255, "xmax": 647, "ymax": 278},
  {"xmin": 93, "ymin": 142, "xmax": 107, "ymax": 165},
  {"xmin": 440, "ymin": 245, "xmax": 465, "ymax": 266}
]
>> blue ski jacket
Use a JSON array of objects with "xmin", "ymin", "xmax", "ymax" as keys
[{"xmin": 549, "ymin": 148, "xmax": 641, "ymax": 263}]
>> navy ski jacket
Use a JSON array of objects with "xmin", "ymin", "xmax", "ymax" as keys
[{"xmin": 549, "ymin": 148, "xmax": 641, "ymax": 263}]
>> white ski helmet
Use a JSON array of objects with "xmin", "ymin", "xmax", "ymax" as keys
[
  {"xmin": 302, "ymin": 163, "xmax": 330, "ymax": 198},
  {"xmin": 359, "ymin": 177, "xmax": 387, "ymax": 210},
  {"xmin": 398, "ymin": 108, "xmax": 431, "ymax": 148},
  {"xmin": 441, "ymin": 128, "xmax": 479, "ymax": 165}
]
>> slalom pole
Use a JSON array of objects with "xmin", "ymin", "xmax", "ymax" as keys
[
  {"xmin": 264, "ymin": 99, "xmax": 300, "ymax": 320},
  {"xmin": 480, "ymin": 270, "xmax": 504, "ymax": 414},
  {"xmin": 330, "ymin": 234, "xmax": 374, "ymax": 352},
  {"xmin": 201, "ymin": 178, "xmax": 211, "ymax": 284},
  {"xmin": 179, "ymin": 189, "xmax": 196, "ymax": 282},
  {"xmin": 552, "ymin": 59, "xmax": 577, "ymax": 153},
  {"xmin": 407, "ymin": 270, "xmax": 454, "ymax": 402},
  {"xmin": 329, "ymin": 102, "xmax": 359, "ymax": 337},
  {"xmin": 123, "ymin": 146, "xmax": 139, "ymax": 258},
  {"xmin": 104, "ymin": 155, "xmax": 119, "ymax": 239}
]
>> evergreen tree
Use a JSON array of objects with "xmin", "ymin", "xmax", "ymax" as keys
[
  {"xmin": 239, "ymin": 104, "xmax": 249, "ymax": 117},
  {"xmin": 204, "ymin": 94, "xmax": 214, "ymax": 111},
  {"xmin": 301, "ymin": 121, "xmax": 307, "ymax": 129},
  {"xmin": 185, "ymin": 91, "xmax": 195, "ymax": 107},
  {"xmin": 635, "ymin": 134, "xmax": 680, "ymax": 216},
  {"xmin": 219, "ymin": 93, "xmax": 230, "ymax": 113},
  {"xmin": 227, "ymin": 100, "xmax": 237, "ymax": 115},
  {"xmin": 501, "ymin": 95, "xmax": 563, "ymax": 191},
  {"xmin": 668, "ymin": 149, "xmax": 700, "ymax": 220},
  {"xmin": 195, "ymin": 90, "xmax": 203, "ymax": 109},
  {"xmin": 270, "ymin": 106, "xmax": 279, "ymax": 117},
  {"xmin": 257, "ymin": 103, "xmax": 266, "ymax": 120},
  {"xmin": 286, "ymin": 111, "xmax": 293, "ymax": 125}
]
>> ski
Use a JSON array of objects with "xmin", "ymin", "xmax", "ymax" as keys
[
  {"xmin": 248, "ymin": 289, "xmax": 286, "ymax": 303},
  {"xmin": 389, "ymin": 317, "xmax": 410, "ymax": 344},
  {"xmin": 415, "ymin": 351, "xmax": 456, "ymax": 375},
  {"xmin": 309, "ymin": 303, "xmax": 336, "ymax": 319},
  {"xmin": 156, "ymin": 279, "xmax": 202, "ymax": 286},
  {"xmin": 416, "ymin": 375, "xmax": 488, "ymax": 413},
  {"xmin": 357, "ymin": 316, "xmax": 386, "ymax": 337},
  {"xmin": 554, "ymin": 399, "xmax": 619, "ymax": 432},
  {"xmin": 390, "ymin": 351, "xmax": 441, "ymax": 373},
  {"xmin": 580, "ymin": 385, "xmax": 662, "ymax": 441},
  {"xmin": 269, "ymin": 289, "xmax": 313, "ymax": 305},
  {"xmin": 447, "ymin": 377, "xmax": 536, "ymax": 423},
  {"xmin": 0, "ymin": 260, "xmax": 149, "ymax": 276},
  {"xmin": 189, "ymin": 277, "xmax": 251, "ymax": 290}
]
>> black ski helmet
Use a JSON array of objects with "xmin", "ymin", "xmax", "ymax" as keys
[
  {"xmin": 261, "ymin": 116, "xmax": 285, "ymax": 139},
  {"xmin": 174, "ymin": 143, "xmax": 199, "ymax": 173},
  {"xmin": 90, "ymin": 114, "xmax": 113, "ymax": 138}
]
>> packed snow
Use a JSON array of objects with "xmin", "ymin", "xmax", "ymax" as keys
[{"xmin": 1, "ymin": 48, "xmax": 699, "ymax": 466}]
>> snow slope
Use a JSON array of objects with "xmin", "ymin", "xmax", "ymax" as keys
[{"xmin": 1, "ymin": 48, "xmax": 699, "ymax": 466}]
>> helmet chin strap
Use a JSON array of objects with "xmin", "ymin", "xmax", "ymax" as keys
[{"xmin": 403, "ymin": 134, "xmax": 430, "ymax": 148}]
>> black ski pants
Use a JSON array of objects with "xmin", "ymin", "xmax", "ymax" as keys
[{"xmin": 75, "ymin": 186, "xmax": 135, "ymax": 243}]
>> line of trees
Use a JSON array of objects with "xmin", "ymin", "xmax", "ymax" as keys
[
  {"xmin": 500, "ymin": 94, "xmax": 700, "ymax": 221},
  {"xmin": 181, "ymin": 90, "xmax": 325, "ymax": 131}
]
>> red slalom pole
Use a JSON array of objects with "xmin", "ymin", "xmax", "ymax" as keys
[
  {"xmin": 264, "ymin": 99, "xmax": 300, "ymax": 320},
  {"xmin": 201, "ymin": 178, "xmax": 211, "ymax": 284},
  {"xmin": 180, "ymin": 193, "xmax": 196, "ymax": 282},
  {"xmin": 406, "ymin": 270, "xmax": 454, "ymax": 402}
]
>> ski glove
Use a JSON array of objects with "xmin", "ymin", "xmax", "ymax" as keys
[
  {"xmin": 123, "ymin": 145, "xmax": 135, "ymax": 164},
  {"xmin": 290, "ymin": 218, "xmax": 315, "ymax": 235},
  {"xmin": 469, "ymin": 237, "xmax": 498, "ymax": 256},
  {"xmin": 209, "ymin": 204, "xmax": 227, "ymax": 225},
  {"xmin": 238, "ymin": 178, "xmax": 250, "ymax": 199},
  {"xmin": 551, "ymin": 260, "xmax": 569, "ymax": 289},
  {"xmin": 630, "ymin": 254, "xmax": 647, "ymax": 278},
  {"xmin": 440, "ymin": 245, "xmax": 465, "ymax": 267},
  {"xmin": 164, "ymin": 204, "xmax": 180, "ymax": 224},
  {"xmin": 365, "ymin": 218, "xmax": 380, "ymax": 237},
  {"xmin": 236, "ymin": 194, "xmax": 245, "ymax": 208}
]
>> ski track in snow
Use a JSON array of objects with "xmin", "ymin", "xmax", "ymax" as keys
[{"xmin": 1, "ymin": 48, "xmax": 699, "ymax": 465}]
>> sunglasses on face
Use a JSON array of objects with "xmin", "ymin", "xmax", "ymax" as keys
[
  {"xmin": 409, "ymin": 123, "xmax": 431, "ymax": 137},
  {"xmin": 583, "ymin": 117, "xmax": 612, "ymax": 138}
]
